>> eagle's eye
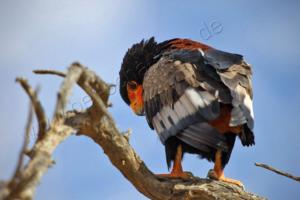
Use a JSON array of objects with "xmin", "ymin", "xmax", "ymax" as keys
[{"xmin": 127, "ymin": 81, "xmax": 138, "ymax": 90}]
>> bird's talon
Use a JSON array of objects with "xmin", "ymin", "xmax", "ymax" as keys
[{"xmin": 207, "ymin": 169, "xmax": 244, "ymax": 189}]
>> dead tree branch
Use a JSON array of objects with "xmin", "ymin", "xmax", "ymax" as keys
[
  {"xmin": 15, "ymin": 78, "xmax": 47, "ymax": 140},
  {"xmin": 33, "ymin": 69, "xmax": 66, "ymax": 78},
  {"xmin": 0, "ymin": 62, "xmax": 266, "ymax": 200},
  {"xmin": 0, "ymin": 63, "xmax": 82, "ymax": 200},
  {"xmin": 255, "ymin": 163, "xmax": 300, "ymax": 182},
  {"xmin": 8, "ymin": 104, "xmax": 33, "ymax": 191}
]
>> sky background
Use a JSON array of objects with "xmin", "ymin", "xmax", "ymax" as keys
[{"xmin": 0, "ymin": 0, "xmax": 300, "ymax": 199}]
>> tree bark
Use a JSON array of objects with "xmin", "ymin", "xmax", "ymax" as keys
[{"xmin": 0, "ymin": 63, "xmax": 266, "ymax": 200}]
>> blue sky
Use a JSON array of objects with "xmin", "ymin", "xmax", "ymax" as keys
[{"xmin": 0, "ymin": 0, "xmax": 300, "ymax": 199}]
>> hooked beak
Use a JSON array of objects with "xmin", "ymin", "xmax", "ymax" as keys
[
  {"xmin": 130, "ymin": 101, "xmax": 145, "ymax": 116},
  {"xmin": 127, "ymin": 82, "xmax": 145, "ymax": 116}
]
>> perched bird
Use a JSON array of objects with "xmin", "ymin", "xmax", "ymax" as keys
[{"xmin": 119, "ymin": 37, "xmax": 254, "ymax": 186}]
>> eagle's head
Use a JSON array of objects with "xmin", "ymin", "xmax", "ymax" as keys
[{"xmin": 119, "ymin": 37, "xmax": 160, "ymax": 116}]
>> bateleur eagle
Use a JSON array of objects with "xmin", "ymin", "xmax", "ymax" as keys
[{"xmin": 119, "ymin": 37, "xmax": 254, "ymax": 186}]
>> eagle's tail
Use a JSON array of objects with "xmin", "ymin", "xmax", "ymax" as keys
[
  {"xmin": 176, "ymin": 122, "xmax": 229, "ymax": 153},
  {"xmin": 239, "ymin": 124, "xmax": 255, "ymax": 146}
]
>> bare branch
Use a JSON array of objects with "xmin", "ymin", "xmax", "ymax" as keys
[
  {"xmin": 1, "ymin": 63, "xmax": 84, "ymax": 199},
  {"xmin": 78, "ymin": 68, "xmax": 112, "ymax": 104},
  {"xmin": 16, "ymin": 78, "xmax": 47, "ymax": 140},
  {"xmin": 34, "ymin": 65, "xmax": 112, "ymax": 106},
  {"xmin": 8, "ymin": 104, "xmax": 33, "ymax": 190},
  {"xmin": 255, "ymin": 162, "xmax": 300, "ymax": 182},
  {"xmin": 53, "ymin": 62, "xmax": 83, "ymax": 121},
  {"xmin": 33, "ymin": 69, "xmax": 66, "ymax": 77},
  {"xmin": 4, "ymin": 125, "xmax": 74, "ymax": 200}
]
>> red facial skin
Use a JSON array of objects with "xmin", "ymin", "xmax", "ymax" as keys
[{"xmin": 127, "ymin": 81, "xmax": 144, "ymax": 116}]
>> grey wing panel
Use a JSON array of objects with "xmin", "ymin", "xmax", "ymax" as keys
[{"xmin": 152, "ymin": 88, "xmax": 220, "ymax": 143}]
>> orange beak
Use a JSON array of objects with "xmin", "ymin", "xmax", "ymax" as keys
[{"xmin": 127, "ymin": 82, "xmax": 144, "ymax": 116}]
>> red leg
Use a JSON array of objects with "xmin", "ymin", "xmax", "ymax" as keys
[
  {"xmin": 208, "ymin": 150, "xmax": 244, "ymax": 187},
  {"xmin": 157, "ymin": 145, "xmax": 189, "ymax": 179}
]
